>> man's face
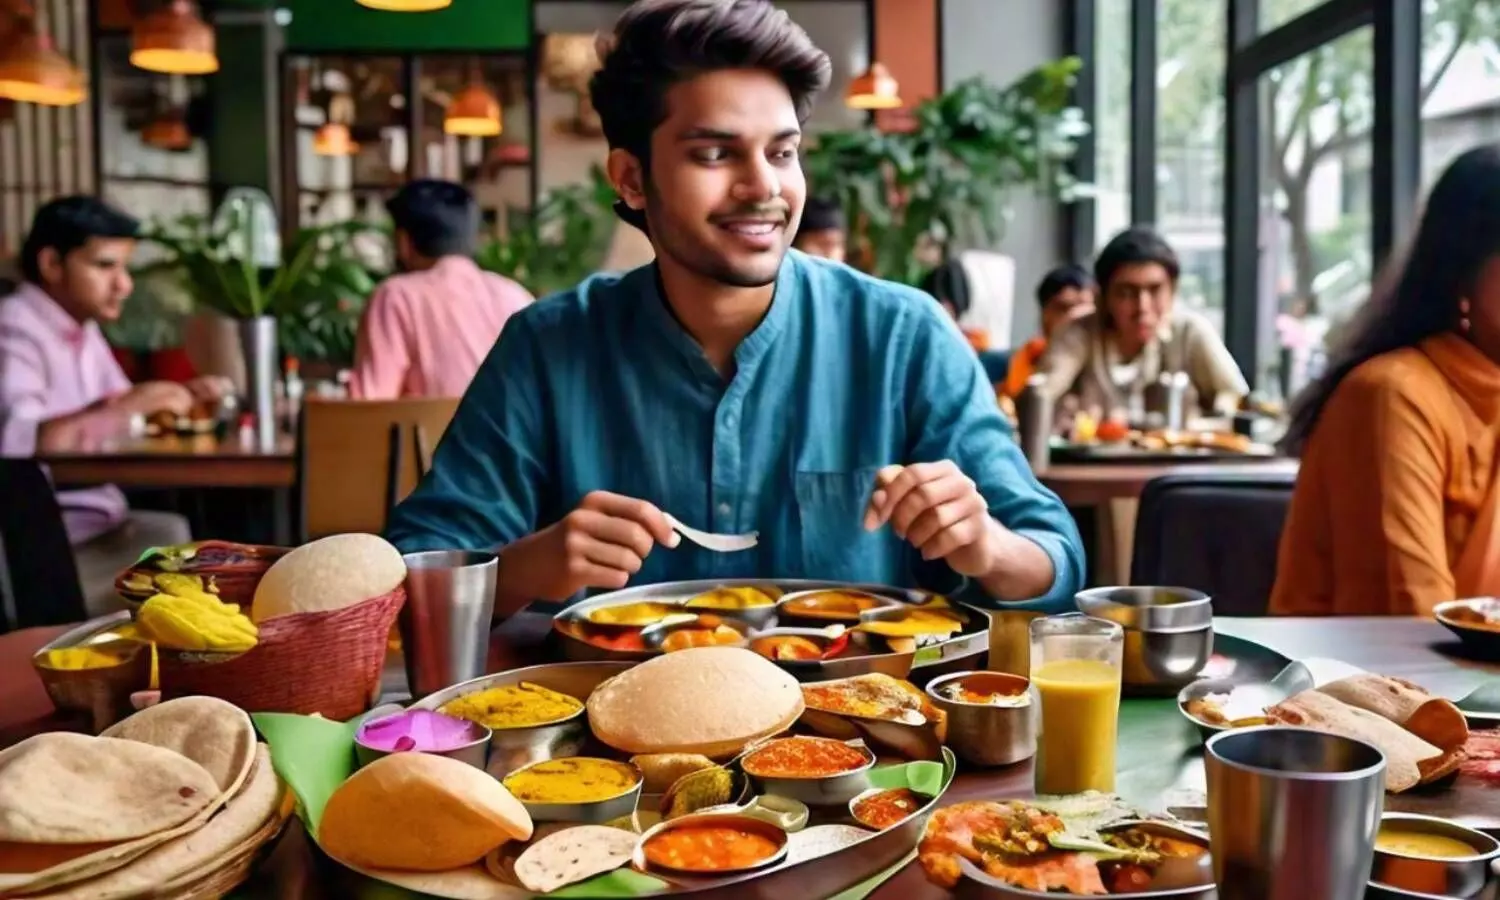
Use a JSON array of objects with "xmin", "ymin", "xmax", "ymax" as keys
[
  {"xmin": 40, "ymin": 237, "xmax": 136, "ymax": 323},
  {"xmin": 794, "ymin": 228, "xmax": 845, "ymax": 263},
  {"xmin": 613, "ymin": 68, "xmax": 805, "ymax": 289},
  {"xmin": 1104, "ymin": 262, "xmax": 1174, "ymax": 347},
  {"xmin": 1040, "ymin": 285, "xmax": 1095, "ymax": 338}
]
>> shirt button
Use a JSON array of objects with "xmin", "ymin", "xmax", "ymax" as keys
[
  {"xmin": 723, "ymin": 413, "xmax": 738, "ymax": 428},
  {"xmin": 717, "ymin": 502, "xmax": 732, "ymax": 516}
]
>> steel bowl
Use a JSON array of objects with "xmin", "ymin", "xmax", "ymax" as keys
[
  {"xmin": 1124, "ymin": 626, "xmax": 1215, "ymax": 690},
  {"xmin": 775, "ymin": 589, "xmax": 902, "ymax": 626},
  {"xmin": 353, "ymin": 709, "xmax": 493, "ymax": 771},
  {"xmin": 30, "ymin": 612, "xmax": 152, "ymax": 733},
  {"xmin": 410, "ymin": 661, "xmax": 632, "ymax": 779},
  {"xmin": 848, "ymin": 785, "xmax": 935, "ymax": 831},
  {"xmin": 1370, "ymin": 813, "xmax": 1500, "ymax": 898},
  {"xmin": 1075, "ymin": 586, "xmax": 1213, "ymax": 632},
  {"xmin": 925, "ymin": 670, "xmax": 1036, "ymax": 767},
  {"xmin": 633, "ymin": 812, "xmax": 790, "ymax": 877},
  {"xmin": 500, "ymin": 757, "xmax": 645, "ymax": 823},
  {"xmin": 746, "ymin": 627, "xmax": 917, "ymax": 682},
  {"xmin": 740, "ymin": 738, "xmax": 877, "ymax": 806},
  {"xmin": 641, "ymin": 615, "xmax": 753, "ymax": 652},
  {"xmin": 681, "ymin": 586, "xmax": 782, "ymax": 629}
]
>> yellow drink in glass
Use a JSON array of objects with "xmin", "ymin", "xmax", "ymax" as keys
[{"xmin": 1030, "ymin": 614, "xmax": 1124, "ymax": 795}]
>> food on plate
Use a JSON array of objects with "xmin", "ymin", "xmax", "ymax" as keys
[
  {"xmin": 439, "ymin": 681, "xmax": 584, "ymax": 730},
  {"xmin": 585, "ymin": 602, "xmax": 680, "ymax": 627},
  {"xmin": 741, "ymin": 736, "xmax": 871, "ymax": 779},
  {"xmin": 780, "ymin": 590, "xmax": 886, "ymax": 622},
  {"xmin": 100, "ymin": 696, "xmax": 257, "ymax": 796},
  {"xmin": 34, "ymin": 645, "xmax": 137, "ymax": 670},
  {"xmin": 1136, "ymin": 430, "xmax": 1252, "ymax": 453},
  {"xmin": 785, "ymin": 824, "xmax": 871, "ymax": 865},
  {"xmin": 858, "ymin": 608, "xmax": 966, "ymax": 639},
  {"xmin": 512, "ymin": 825, "xmax": 637, "ymax": 893},
  {"xmin": 1316, "ymin": 674, "xmax": 1470, "ymax": 752},
  {"xmin": 251, "ymin": 533, "xmax": 406, "ymax": 622},
  {"xmin": 802, "ymin": 673, "xmax": 938, "ymax": 725},
  {"xmin": 1375, "ymin": 826, "xmax": 1478, "ymax": 859},
  {"xmin": 356, "ymin": 710, "xmax": 486, "ymax": 754},
  {"xmin": 641, "ymin": 822, "xmax": 782, "ymax": 872},
  {"xmin": 852, "ymin": 788, "xmax": 926, "ymax": 830},
  {"xmin": 1460, "ymin": 729, "xmax": 1500, "ymax": 782},
  {"xmin": 571, "ymin": 624, "xmax": 649, "ymax": 653},
  {"xmin": 660, "ymin": 766, "xmax": 741, "ymax": 819},
  {"xmin": 1181, "ymin": 694, "xmax": 1271, "ymax": 728},
  {"xmin": 501, "ymin": 758, "xmax": 641, "ymax": 805},
  {"xmin": 319, "ymin": 752, "xmax": 532, "ymax": 871},
  {"xmin": 1438, "ymin": 599, "xmax": 1500, "ymax": 631},
  {"xmin": 685, "ymin": 586, "xmax": 779, "ymax": 611},
  {"xmin": 630, "ymin": 753, "xmax": 717, "ymax": 794},
  {"xmin": 750, "ymin": 634, "xmax": 829, "ymax": 662},
  {"xmin": 586, "ymin": 646, "xmax": 804, "ymax": 757},
  {"xmin": 1267, "ymin": 690, "xmax": 1461, "ymax": 792},
  {"xmin": 135, "ymin": 589, "xmax": 259, "ymax": 653},
  {"xmin": 937, "ymin": 673, "xmax": 1032, "ymax": 708},
  {"xmin": 660, "ymin": 622, "xmax": 745, "ymax": 652}
]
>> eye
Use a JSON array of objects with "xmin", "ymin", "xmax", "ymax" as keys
[
  {"xmin": 692, "ymin": 147, "xmax": 728, "ymax": 163},
  {"xmin": 769, "ymin": 147, "xmax": 798, "ymax": 162}
]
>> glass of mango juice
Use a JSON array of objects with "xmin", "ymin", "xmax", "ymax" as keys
[{"xmin": 1030, "ymin": 614, "xmax": 1124, "ymax": 795}]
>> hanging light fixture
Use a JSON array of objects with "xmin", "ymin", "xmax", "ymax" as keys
[
  {"xmin": 444, "ymin": 63, "xmax": 501, "ymax": 137},
  {"xmin": 314, "ymin": 91, "xmax": 358, "ymax": 156},
  {"xmin": 0, "ymin": 1, "xmax": 87, "ymax": 106},
  {"xmin": 131, "ymin": 0, "xmax": 218, "ymax": 76},
  {"xmin": 356, "ymin": 0, "xmax": 452, "ymax": 9},
  {"xmin": 845, "ymin": 62, "xmax": 902, "ymax": 110}
]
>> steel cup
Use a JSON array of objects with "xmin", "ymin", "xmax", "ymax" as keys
[
  {"xmin": 1206, "ymin": 726, "xmax": 1386, "ymax": 900},
  {"xmin": 399, "ymin": 550, "xmax": 499, "ymax": 697}
]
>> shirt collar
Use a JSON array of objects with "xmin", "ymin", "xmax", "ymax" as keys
[{"xmin": 13, "ymin": 282, "xmax": 90, "ymax": 345}]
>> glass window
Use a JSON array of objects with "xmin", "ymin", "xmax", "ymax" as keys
[
  {"xmin": 417, "ymin": 55, "xmax": 532, "ymax": 233},
  {"xmin": 1157, "ymin": 0, "xmax": 1227, "ymax": 334},
  {"xmin": 1257, "ymin": 26, "xmax": 1374, "ymax": 396},
  {"xmin": 1094, "ymin": 0, "xmax": 1133, "ymax": 250},
  {"xmin": 1260, "ymin": 0, "xmax": 1331, "ymax": 33},
  {"xmin": 1420, "ymin": 0, "xmax": 1500, "ymax": 189}
]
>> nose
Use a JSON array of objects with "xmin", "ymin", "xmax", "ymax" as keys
[
  {"xmin": 116, "ymin": 270, "xmax": 134, "ymax": 298},
  {"xmin": 731, "ymin": 157, "xmax": 781, "ymax": 203}
]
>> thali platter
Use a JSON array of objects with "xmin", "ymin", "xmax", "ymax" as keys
[{"xmin": 553, "ymin": 579, "xmax": 989, "ymax": 682}]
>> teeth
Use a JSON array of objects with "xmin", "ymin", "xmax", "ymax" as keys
[{"xmin": 724, "ymin": 222, "xmax": 776, "ymax": 235}]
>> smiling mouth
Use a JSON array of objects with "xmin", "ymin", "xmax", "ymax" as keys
[{"xmin": 716, "ymin": 220, "xmax": 783, "ymax": 236}]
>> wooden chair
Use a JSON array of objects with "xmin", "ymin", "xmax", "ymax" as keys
[
  {"xmin": 0, "ymin": 459, "xmax": 87, "ymax": 632},
  {"xmin": 296, "ymin": 398, "xmax": 461, "ymax": 541}
]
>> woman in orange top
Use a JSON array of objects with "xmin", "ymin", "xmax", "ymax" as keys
[{"xmin": 1271, "ymin": 145, "xmax": 1500, "ymax": 617}]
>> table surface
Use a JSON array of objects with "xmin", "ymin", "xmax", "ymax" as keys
[
  {"xmin": 38, "ymin": 435, "xmax": 296, "ymax": 489},
  {"xmin": 1039, "ymin": 458, "xmax": 1299, "ymax": 507},
  {"xmin": 4, "ymin": 614, "xmax": 1493, "ymax": 899}
]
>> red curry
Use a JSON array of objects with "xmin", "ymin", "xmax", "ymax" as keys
[
  {"xmin": 642, "ymin": 825, "xmax": 780, "ymax": 872},
  {"xmin": 741, "ymin": 736, "xmax": 869, "ymax": 779}
]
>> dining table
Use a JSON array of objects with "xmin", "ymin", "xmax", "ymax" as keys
[
  {"xmin": 3, "ymin": 610, "xmax": 1495, "ymax": 899},
  {"xmin": 38, "ymin": 434, "xmax": 297, "ymax": 490}
]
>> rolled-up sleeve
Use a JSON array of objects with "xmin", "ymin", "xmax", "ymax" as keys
[
  {"xmin": 905, "ymin": 312, "xmax": 1086, "ymax": 612},
  {"xmin": 385, "ymin": 311, "xmax": 550, "ymax": 553},
  {"xmin": 0, "ymin": 330, "xmax": 47, "ymax": 457}
]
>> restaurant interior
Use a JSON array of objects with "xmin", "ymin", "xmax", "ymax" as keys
[{"xmin": 5, "ymin": 1, "xmax": 1500, "ymax": 899}]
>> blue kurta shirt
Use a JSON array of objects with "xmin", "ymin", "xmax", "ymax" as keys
[{"xmin": 386, "ymin": 251, "xmax": 1084, "ymax": 611}]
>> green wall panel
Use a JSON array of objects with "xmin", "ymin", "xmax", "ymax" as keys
[{"xmin": 280, "ymin": 0, "xmax": 531, "ymax": 52}]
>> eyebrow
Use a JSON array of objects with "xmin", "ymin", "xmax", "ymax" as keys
[{"xmin": 677, "ymin": 127, "xmax": 802, "ymax": 143}]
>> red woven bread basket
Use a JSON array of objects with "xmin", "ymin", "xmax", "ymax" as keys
[
  {"xmin": 116, "ymin": 541, "xmax": 291, "ymax": 607},
  {"xmin": 155, "ymin": 586, "xmax": 406, "ymax": 719}
]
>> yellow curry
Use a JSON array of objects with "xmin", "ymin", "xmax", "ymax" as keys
[
  {"xmin": 502, "ymin": 757, "xmax": 641, "ymax": 804},
  {"xmin": 439, "ymin": 681, "xmax": 583, "ymax": 729}
]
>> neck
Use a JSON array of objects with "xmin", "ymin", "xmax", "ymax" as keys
[
  {"xmin": 1468, "ymin": 330, "xmax": 1500, "ymax": 369},
  {"xmin": 35, "ymin": 283, "xmax": 87, "ymax": 324},
  {"xmin": 1111, "ymin": 330, "xmax": 1146, "ymax": 361},
  {"xmin": 655, "ymin": 258, "xmax": 776, "ymax": 374}
]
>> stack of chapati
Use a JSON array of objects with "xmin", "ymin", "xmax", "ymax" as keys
[
  {"xmin": 0, "ymin": 697, "xmax": 287, "ymax": 899},
  {"xmin": 1267, "ymin": 674, "xmax": 1469, "ymax": 793}
]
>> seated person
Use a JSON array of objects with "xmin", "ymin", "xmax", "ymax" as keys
[
  {"xmin": 1039, "ymin": 227, "xmax": 1248, "ymax": 416},
  {"xmin": 1001, "ymin": 263, "xmax": 1095, "ymax": 398},
  {"xmin": 349, "ymin": 180, "xmax": 533, "ymax": 399},
  {"xmin": 920, "ymin": 259, "xmax": 1011, "ymax": 384},
  {"xmin": 386, "ymin": 0, "xmax": 1084, "ymax": 617},
  {"xmin": 1271, "ymin": 145, "xmax": 1500, "ymax": 617},
  {"xmin": 0, "ymin": 197, "xmax": 225, "ymax": 615},
  {"xmin": 790, "ymin": 195, "xmax": 846, "ymax": 262}
]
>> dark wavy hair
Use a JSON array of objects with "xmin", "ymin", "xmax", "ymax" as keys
[
  {"xmin": 588, "ymin": 0, "xmax": 832, "ymax": 232},
  {"xmin": 1281, "ymin": 144, "xmax": 1500, "ymax": 455},
  {"xmin": 21, "ymin": 195, "xmax": 138, "ymax": 284}
]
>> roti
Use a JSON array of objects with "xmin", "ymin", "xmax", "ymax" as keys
[
  {"xmin": 512, "ymin": 825, "xmax": 637, "ymax": 894},
  {"xmin": 101, "ymin": 696, "xmax": 257, "ymax": 796},
  {"xmin": 1267, "ymin": 690, "xmax": 1455, "ymax": 792},
  {"xmin": 1316, "ymin": 675, "xmax": 1470, "ymax": 752}
]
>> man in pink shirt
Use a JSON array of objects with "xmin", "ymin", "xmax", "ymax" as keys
[
  {"xmin": 0, "ymin": 196, "xmax": 224, "ymax": 615},
  {"xmin": 350, "ymin": 180, "xmax": 532, "ymax": 399}
]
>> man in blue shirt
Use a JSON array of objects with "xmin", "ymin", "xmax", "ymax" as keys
[{"xmin": 386, "ymin": 0, "xmax": 1084, "ymax": 616}]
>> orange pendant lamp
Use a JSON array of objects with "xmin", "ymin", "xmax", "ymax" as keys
[
  {"xmin": 846, "ymin": 62, "xmax": 902, "ymax": 110},
  {"xmin": 0, "ymin": 1, "xmax": 87, "ymax": 106},
  {"xmin": 357, "ymin": 0, "xmax": 452, "ymax": 9},
  {"xmin": 314, "ymin": 92, "xmax": 358, "ymax": 156},
  {"xmin": 444, "ymin": 65, "xmax": 501, "ymax": 137},
  {"xmin": 131, "ymin": 0, "xmax": 218, "ymax": 76}
]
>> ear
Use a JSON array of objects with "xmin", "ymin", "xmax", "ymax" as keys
[
  {"xmin": 36, "ymin": 247, "xmax": 65, "ymax": 286},
  {"xmin": 606, "ymin": 148, "xmax": 647, "ymax": 213}
]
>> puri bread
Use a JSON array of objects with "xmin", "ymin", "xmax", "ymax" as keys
[
  {"xmin": 1267, "ymin": 690, "xmax": 1453, "ymax": 792},
  {"xmin": 101, "ymin": 696, "xmax": 257, "ymax": 796},
  {"xmin": 1317, "ymin": 674, "xmax": 1470, "ymax": 752},
  {"xmin": 0, "ymin": 733, "xmax": 218, "ymax": 845},
  {"xmin": 319, "ymin": 752, "xmax": 532, "ymax": 872},
  {"xmin": 587, "ymin": 647, "xmax": 804, "ymax": 757},
  {"xmin": 252, "ymin": 533, "xmax": 406, "ymax": 622}
]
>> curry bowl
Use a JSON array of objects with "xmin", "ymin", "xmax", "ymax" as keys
[
  {"xmin": 641, "ymin": 614, "xmax": 753, "ymax": 653},
  {"xmin": 633, "ymin": 812, "xmax": 790, "ymax": 877},
  {"xmin": 682, "ymin": 585, "xmax": 782, "ymax": 629},
  {"xmin": 353, "ymin": 708, "xmax": 492, "ymax": 771},
  {"xmin": 1370, "ymin": 813, "xmax": 1500, "ymax": 898},
  {"xmin": 410, "ymin": 661, "xmax": 632, "ymax": 778},
  {"xmin": 30, "ymin": 612, "xmax": 152, "ymax": 733},
  {"xmin": 747, "ymin": 627, "xmax": 918, "ymax": 682},
  {"xmin": 848, "ymin": 785, "xmax": 935, "ymax": 832},
  {"xmin": 501, "ymin": 756, "xmax": 645, "ymax": 824},
  {"xmin": 738, "ymin": 736, "xmax": 877, "ymax": 806},
  {"xmin": 775, "ymin": 589, "xmax": 900, "ymax": 626},
  {"xmin": 924, "ymin": 670, "xmax": 1035, "ymax": 767}
]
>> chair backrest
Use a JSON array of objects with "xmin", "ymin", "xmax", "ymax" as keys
[
  {"xmin": 0, "ymin": 459, "xmax": 86, "ymax": 632},
  {"xmin": 1129, "ymin": 470, "xmax": 1298, "ymax": 617},
  {"xmin": 297, "ymin": 397, "xmax": 461, "ymax": 541}
]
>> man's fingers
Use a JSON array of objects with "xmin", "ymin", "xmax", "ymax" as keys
[
  {"xmin": 580, "ymin": 491, "xmax": 681, "ymax": 548},
  {"xmin": 584, "ymin": 513, "xmax": 656, "ymax": 559},
  {"xmin": 916, "ymin": 515, "xmax": 986, "ymax": 562},
  {"xmin": 904, "ymin": 491, "xmax": 985, "ymax": 548},
  {"xmin": 889, "ymin": 474, "xmax": 974, "ymax": 538},
  {"xmin": 869, "ymin": 462, "xmax": 960, "ymax": 532}
]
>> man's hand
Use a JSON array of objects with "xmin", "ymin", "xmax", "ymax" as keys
[
  {"xmin": 114, "ymin": 381, "xmax": 194, "ymax": 417},
  {"xmin": 500, "ymin": 491, "xmax": 681, "ymax": 602},
  {"xmin": 863, "ymin": 461, "xmax": 996, "ymax": 576},
  {"xmin": 186, "ymin": 375, "xmax": 234, "ymax": 403}
]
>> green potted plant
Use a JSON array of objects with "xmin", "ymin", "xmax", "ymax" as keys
[
  {"xmin": 802, "ymin": 59, "xmax": 1090, "ymax": 287},
  {"xmin": 274, "ymin": 222, "xmax": 388, "ymax": 375},
  {"xmin": 476, "ymin": 165, "xmax": 618, "ymax": 296}
]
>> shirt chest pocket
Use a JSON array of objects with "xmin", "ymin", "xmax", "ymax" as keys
[{"xmin": 794, "ymin": 467, "xmax": 897, "ymax": 583}]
